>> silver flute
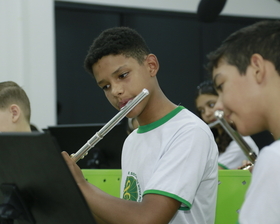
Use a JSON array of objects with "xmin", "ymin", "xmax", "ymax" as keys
[
  {"xmin": 71, "ymin": 88, "xmax": 149, "ymax": 162},
  {"xmin": 209, "ymin": 110, "xmax": 257, "ymax": 166}
]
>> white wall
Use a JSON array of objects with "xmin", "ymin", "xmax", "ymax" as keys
[
  {"xmin": 1, "ymin": 0, "xmax": 279, "ymax": 130},
  {"xmin": 0, "ymin": 0, "xmax": 56, "ymax": 131}
]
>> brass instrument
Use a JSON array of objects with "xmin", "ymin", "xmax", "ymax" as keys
[
  {"xmin": 209, "ymin": 110, "xmax": 257, "ymax": 169},
  {"xmin": 71, "ymin": 88, "xmax": 149, "ymax": 162}
]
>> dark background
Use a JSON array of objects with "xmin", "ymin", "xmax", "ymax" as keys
[{"xmin": 54, "ymin": 2, "xmax": 274, "ymax": 149}]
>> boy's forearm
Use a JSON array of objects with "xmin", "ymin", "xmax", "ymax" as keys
[
  {"xmin": 92, "ymin": 214, "xmax": 107, "ymax": 224},
  {"xmin": 62, "ymin": 148, "xmax": 179, "ymax": 223},
  {"xmin": 79, "ymin": 182, "xmax": 179, "ymax": 224},
  {"xmin": 80, "ymin": 182, "xmax": 141, "ymax": 224}
]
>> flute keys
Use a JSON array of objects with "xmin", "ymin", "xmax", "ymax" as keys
[{"xmin": 81, "ymin": 152, "xmax": 88, "ymax": 159}]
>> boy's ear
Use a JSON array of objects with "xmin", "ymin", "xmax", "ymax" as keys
[
  {"xmin": 146, "ymin": 54, "xmax": 159, "ymax": 77},
  {"xmin": 9, "ymin": 104, "xmax": 21, "ymax": 123},
  {"xmin": 250, "ymin": 53, "xmax": 265, "ymax": 84}
]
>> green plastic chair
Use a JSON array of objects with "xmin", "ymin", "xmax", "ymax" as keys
[
  {"xmin": 215, "ymin": 170, "xmax": 251, "ymax": 224},
  {"xmin": 82, "ymin": 169, "xmax": 251, "ymax": 224},
  {"xmin": 82, "ymin": 169, "xmax": 122, "ymax": 197}
]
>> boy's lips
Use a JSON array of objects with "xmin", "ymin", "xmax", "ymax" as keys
[
  {"xmin": 224, "ymin": 114, "xmax": 235, "ymax": 126},
  {"xmin": 225, "ymin": 113, "xmax": 232, "ymax": 122},
  {"xmin": 119, "ymin": 98, "xmax": 133, "ymax": 109}
]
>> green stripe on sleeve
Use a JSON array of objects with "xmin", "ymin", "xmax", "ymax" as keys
[{"xmin": 143, "ymin": 189, "xmax": 191, "ymax": 210}]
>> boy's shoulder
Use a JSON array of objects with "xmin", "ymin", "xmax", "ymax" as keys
[
  {"xmin": 177, "ymin": 107, "xmax": 211, "ymax": 126},
  {"xmin": 135, "ymin": 106, "xmax": 212, "ymax": 137},
  {"xmin": 260, "ymin": 140, "xmax": 280, "ymax": 155},
  {"xmin": 169, "ymin": 106, "xmax": 213, "ymax": 135}
]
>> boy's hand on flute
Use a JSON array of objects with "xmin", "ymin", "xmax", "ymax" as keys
[
  {"xmin": 61, "ymin": 151, "xmax": 88, "ymax": 186},
  {"xmin": 237, "ymin": 160, "xmax": 254, "ymax": 173}
]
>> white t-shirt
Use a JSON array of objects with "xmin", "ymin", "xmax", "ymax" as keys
[
  {"xmin": 218, "ymin": 136, "xmax": 259, "ymax": 169},
  {"xmin": 121, "ymin": 106, "xmax": 218, "ymax": 224},
  {"xmin": 238, "ymin": 140, "xmax": 280, "ymax": 224}
]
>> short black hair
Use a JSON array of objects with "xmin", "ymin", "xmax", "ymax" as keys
[
  {"xmin": 207, "ymin": 20, "xmax": 280, "ymax": 75},
  {"xmin": 196, "ymin": 80, "xmax": 218, "ymax": 99},
  {"xmin": 84, "ymin": 27, "xmax": 151, "ymax": 75}
]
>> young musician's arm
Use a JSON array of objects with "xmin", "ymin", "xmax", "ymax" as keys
[
  {"xmin": 92, "ymin": 214, "xmax": 107, "ymax": 224},
  {"xmin": 62, "ymin": 151, "xmax": 180, "ymax": 224}
]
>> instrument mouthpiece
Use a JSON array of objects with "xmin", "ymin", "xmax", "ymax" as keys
[{"xmin": 214, "ymin": 110, "xmax": 224, "ymax": 119}]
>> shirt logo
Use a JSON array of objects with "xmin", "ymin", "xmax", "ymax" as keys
[{"xmin": 122, "ymin": 172, "xmax": 142, "ymax": 202}]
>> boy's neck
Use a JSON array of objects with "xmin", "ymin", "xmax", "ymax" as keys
[{"xmin": 137, "ymin": 92, "xmax": 177, "ymax": 126}]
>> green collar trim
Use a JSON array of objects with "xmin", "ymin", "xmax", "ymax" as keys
[
  {"xmin": 218, "ymin": 163, "xmax": 229, "ymax": 170},
  {"xmin": 137, "ymin": 106, "xmax": 185, "ymax": 134}
]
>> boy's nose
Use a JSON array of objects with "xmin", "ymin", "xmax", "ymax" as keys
[
  {"xmin": 111, "ymin": 84, "xmax": 124, "ymax": 96},
  {"xmin": 213, "ymin": 97, "xmax": 223, "ymax": 111}
]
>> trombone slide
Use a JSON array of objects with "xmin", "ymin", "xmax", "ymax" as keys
[{"xmin": 209, "ymin": 110, "xmax": 257, "ymax": 164}]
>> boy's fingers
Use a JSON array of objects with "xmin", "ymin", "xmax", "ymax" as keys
[{"xmin": 61, "ymin": 151, "xmax": 74, "ymax": 165}]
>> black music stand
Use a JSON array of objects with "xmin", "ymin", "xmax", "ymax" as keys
[
  {"xmin": 46, "ymin": 122, "xmax": 128, "ymax": 169},
  {"xmin": 0, "ymin": 132, "xmax": 97, "ymax": 224}
]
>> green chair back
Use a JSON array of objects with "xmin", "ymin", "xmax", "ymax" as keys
[
  {"xmin": 82, "ymin": 169, "xmax": 121, "ymax": 197},
  {"xmin": 215, "ymin": 170, "xmax": 251, "ymax": 224},
  {"xmin": 82, "ymin": 169, "xmax": 251, "ymax": 224}
]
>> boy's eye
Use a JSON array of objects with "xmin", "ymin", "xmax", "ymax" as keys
[
  {"xmin": 215, "ymin": 83, "xmax": 223, "ymax": 92},
  {"xmin": 198, "ymin": 108, "xmax": 205, "ymax": 114},
  {"xmin": 119, "ymin": 72, "xmax": 128, "ymax": 79},
  {"xmin": 209, "ymin": 102, "xmax": 216, "ymax": 108},
  {"xmin": 102, "ymin": 84, "xmax": 110, "ymax": 90}
]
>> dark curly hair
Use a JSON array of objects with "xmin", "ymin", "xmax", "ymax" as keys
[
  {"xmin": 195, "ymin": 80, "xmax": 232, "ymax": 153},
  {"xmin": 207, "ymin": 20, "xmax": 280, "ymax": 76},
  {"xmin": 84, "ymin": 27, "xmax": 151, "ymax": 75}
]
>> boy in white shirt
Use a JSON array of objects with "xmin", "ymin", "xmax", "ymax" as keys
[
  {"xmin": 207, "ymin": 20, "xmax": 280, "ymax": 224},
  {"xmin": 62, "ymin": 27, "xmax": 218, "ymax": 224}
]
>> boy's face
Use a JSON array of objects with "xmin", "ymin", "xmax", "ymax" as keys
[
  {"xmin": 212, "ymin": 59, "xmax": 264, "ymax": 136},
  {"xmin": 92, "ymin": 54, "xmax": 155, "ymax": 118}
]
